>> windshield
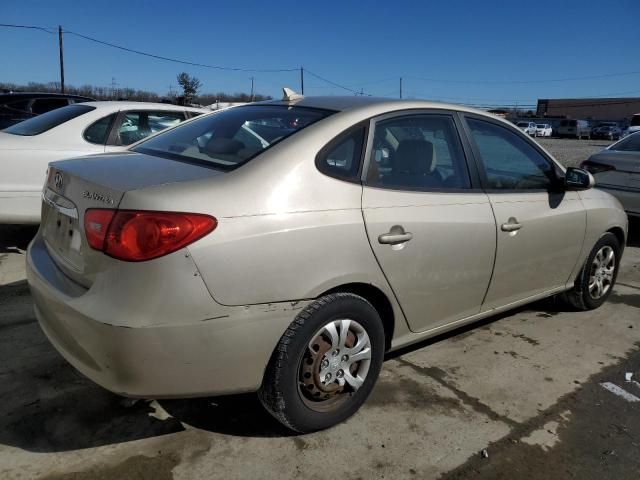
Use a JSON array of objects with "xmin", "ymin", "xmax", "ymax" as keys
[
  {"xmin": 536, "ymin": 124, "xmax": 546, "ymax": 128},
  {"xmin": 3, "ymin": 104, "xmax": 95, "ymax": 136},
  {"xmin": 516, "ymin": 122, "xmax": 528, "ymax": 127},
  {"xmin": 610, "ymin": 132, "xmax": 640, "ymax": 152},
  {"xmin": 132, "ymin": 105, "xmax": 334, "ymax": 170}
]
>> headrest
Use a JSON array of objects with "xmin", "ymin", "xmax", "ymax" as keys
[
  {"xmin": 394, "ymin": 139, "xmax": 436, "ymax": 175},
  {"xmin": 204, "ymin": 137, "xmax": 244, "ymax": 155}
]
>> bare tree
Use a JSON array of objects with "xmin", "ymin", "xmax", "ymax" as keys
[{"xmin": 176, "ymin": 72, "xmax": 201, "ymax": 103}]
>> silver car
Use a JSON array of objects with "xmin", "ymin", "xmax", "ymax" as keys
[
  {"xmin": 27, "ymin": 94, "xmax": 628, "ymax": 432},
  {"xmin": 582, "ymin": 131, "xmax": 640, "ymax": 217}
]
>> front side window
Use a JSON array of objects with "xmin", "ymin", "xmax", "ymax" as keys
[
  {"xmin": 467, "ymin": 117, "xmax": 556, "ymax": 190},
  {"xmin": 148, "ymin": 111, "xmax": 185, "ymax": 134},
  {"xmin": 3, "ymin": 104, "xmax": 95, "ymax": 136},
  {"xmin": 366, "ymin": 114, "xmax": 470, "ymax": 190},
  {"xmin": 133, "ymin": 105, "xmax": 334, "ymax": 170}
]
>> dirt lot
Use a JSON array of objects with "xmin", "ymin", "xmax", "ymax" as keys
[{"xmin": 1, "ymin": 138, "xmax": 639, "ymax": 479}]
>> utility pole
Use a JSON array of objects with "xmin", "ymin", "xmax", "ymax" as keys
[
  {"xmin": 300, "ymin": 66, "xmax": 304, "ymax": 95},
  {"xmin": 250, "ymin": 76, "xmax": 255, "ymax": 102},
  {"xmin": 399, "ymin": 77, "xmax": 402, "ymax": 99},
  {"xmin": 58, "ymin": 25, "xmax": 65, "ymax": 94}
]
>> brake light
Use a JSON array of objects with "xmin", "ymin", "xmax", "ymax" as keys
[
  {"xmin": 84, "ymin": 209, "xmax": 116, "ymax": 250},
  {"xmin": 84, "ymin": 209, "xmax": 217, "ymax": 261}
]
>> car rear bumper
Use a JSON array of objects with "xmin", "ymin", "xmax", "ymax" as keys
[{"xmin": 26, "ymin": 234, "xmax": 307, "ymax": 398}]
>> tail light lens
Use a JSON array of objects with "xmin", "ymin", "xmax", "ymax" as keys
[
  {"xmin": 84, "ymin": 209, "xmax": 116, "ymax": 250},
  {"xmin": 84, "ymin": 209, "xmax": 217, "ymax": 261}
]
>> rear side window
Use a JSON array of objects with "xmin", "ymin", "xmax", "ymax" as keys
[
  {"xmin": 366, "ymin": 114, "xmax": 471, "ymax": 190},
  {"xmin": 84, "ymin": 114, "xmax": 116, "ymax": 145},
  {"xmin": 3, "ymin": 104, "xmax": 95, "ymax": 136},
  {"xmin": 133, "ymin": 105, "xmax": 334, "ymax": 171},
  {"xmin": 31, "ymin": 98, "xmax": 69, "ymax": 114},
  {"xmin": 113, "ymin": 111, "xmax": 186, "ymax": 146},
  {"xmin": 316, "ymin": 125, "xmax": 366, "ymax": 181}
]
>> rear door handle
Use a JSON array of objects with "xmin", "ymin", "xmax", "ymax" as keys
[
  {"xmin": 378, "ymin": 226, "xmax": 413, "ymax": 245},
  {"xmin": 501, "ymin": 217, "xmax": 522, "ymax": 232}
]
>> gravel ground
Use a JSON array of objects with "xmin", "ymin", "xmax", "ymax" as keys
[{"xmin": 535, "ymin": 137, "xmax": 613, "ymax": 168}]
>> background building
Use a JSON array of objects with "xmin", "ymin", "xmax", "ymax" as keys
[{"xmin": 537, "ymin": 98, "xmax": 640, "ymax": 122}]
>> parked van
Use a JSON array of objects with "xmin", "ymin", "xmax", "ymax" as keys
[{"xmin": 558, "ymin": 119, "xmax": 591, "ymax": 139}]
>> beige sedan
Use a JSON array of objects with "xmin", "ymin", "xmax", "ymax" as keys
[{"xmin": 27, "ymin": 92, "xmax": 627, "ymax": 433}]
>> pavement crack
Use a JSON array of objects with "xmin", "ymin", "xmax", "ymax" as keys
[{"xmin": 396, "ymin": 358, "xmax": 519, "ymax": 428}]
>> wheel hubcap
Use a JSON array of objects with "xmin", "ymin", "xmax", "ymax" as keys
[
  {"xmin": 589, "ymin": 245, "xmax": 615, "ymax": 299},
  {"xmin": 298, "ymin": 319, "xmax": 372, "ymax": 412}
]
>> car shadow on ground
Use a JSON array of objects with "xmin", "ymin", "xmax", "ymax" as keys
[
  {"xmin": 0, "ymin": 218, "xmax": 638, "ymax": 452},
  {"xmin": 0, "ymin": 224, "xmax": 38, "ymax": 253}
]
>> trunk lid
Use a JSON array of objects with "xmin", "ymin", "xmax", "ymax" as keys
[{"xmin": 42, "ymin": 151, "xmax": 223, "ymax": 287}]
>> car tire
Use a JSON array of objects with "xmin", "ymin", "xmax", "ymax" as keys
[
  {"xmin": 559, "ymin": 232, "xmax": 621, "ymax": 311},
  {"xmin": 258, "ymin": 292, "xmax": 385, "ymax": 433}
]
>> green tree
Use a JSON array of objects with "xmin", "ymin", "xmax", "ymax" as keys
[{"xmin": 176, "ymin": 72, "xmax": 201, "ymax": 103}]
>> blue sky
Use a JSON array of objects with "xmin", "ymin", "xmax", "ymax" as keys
[{"xmin": 1, "ymin": 0, "xmax": 639, "ymax": 106}]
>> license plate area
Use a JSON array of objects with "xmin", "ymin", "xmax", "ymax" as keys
[{"xmin": 42, "ymin": 189, "xmax": 84, "ymax": 272}]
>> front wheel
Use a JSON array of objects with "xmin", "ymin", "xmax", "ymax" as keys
[
  {"xmin": 560, "ymin": 232, "xmax": 621, "ymax": 310},
  {"xmin": 258, "ymin": 293, "xmax": 385, "ymax": 432}
]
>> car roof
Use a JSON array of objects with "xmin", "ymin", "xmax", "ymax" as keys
[
  {"xmin": 79, "ymin": 101, "xmax": 207, "ymax": 112},
  {"xmin": 259, "ymin": 95, "xmax": 499, "ymax": 118}
]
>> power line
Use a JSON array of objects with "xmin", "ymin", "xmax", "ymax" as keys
[
  {"xmin": 303, "ymin": 68, "xmax": 364, "ymax": 95},
  {"xmin": 405, "ymin": 70, "xmax": 640, "ymax": 85},
  {"xmin": 64, "ymin": 30, "xmax": 298, "ymax": 73},
  {"xmin": 0, "ymin": 23, "xmax": 55, "ymax": 34}
]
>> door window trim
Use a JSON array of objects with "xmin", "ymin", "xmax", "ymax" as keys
[
  {"xmin": 458, "ymin": 112, "xmax": 565, "ymax": 194},
  {"xmin": 360, "ymin": 109, "xmax": 482, "ymax": 193}
]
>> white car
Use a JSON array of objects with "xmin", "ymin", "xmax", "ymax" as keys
[
  {"xmin": 516, "ymin": 121, "xmax": 537, "ymax": 136},
  {"xmin": 623, "ymin": 112, "xmax": 640, "ymax": 137},
  {"xmin": 535, "ymin": 123, "xmax": 552, "ymax": 137},
  {"xmin": 0, "ymin": 101, "xmax": 207, "ymax": 224}
]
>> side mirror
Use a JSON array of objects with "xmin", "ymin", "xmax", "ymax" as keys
[{"xmin": 564, "ymin": 167, "xmax": 595, "ymax": 191}]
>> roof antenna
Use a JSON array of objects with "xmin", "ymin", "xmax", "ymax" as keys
[{"xmin": 282, "ymin": 87, "xmax": 304, "ymax": 102}]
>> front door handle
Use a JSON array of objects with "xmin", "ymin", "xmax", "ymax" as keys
[
  {"xmin": 378, "ymin": 226, "xmax": 413, "ymax": 245},
  {"xmin": 501, "ymin": 217, "xmax": 522, "ymax": 232}
]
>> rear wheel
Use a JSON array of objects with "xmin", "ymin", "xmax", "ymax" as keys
[
  {"xmin": 258, "ymin": 293, "xmax": 385, "ymax": 432},
  {"xmin": 560, "ymin": 232, "xmax": 621, "ymax": 310}
]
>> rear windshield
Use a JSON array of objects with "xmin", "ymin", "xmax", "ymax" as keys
[
  {"xmin": 610, "ymin": 132, "xmax": 640, "ymax": 152},
  {"xmin": 133, "ymin": 105, "xmax": 334, "ymax": 170},
  {"xmin": 631, "ymin": 115, "xmax": 640, "ymax": 127},
  {"xmin": 3, "ymin": 104, "xmax": 95, "ymax": 136}
]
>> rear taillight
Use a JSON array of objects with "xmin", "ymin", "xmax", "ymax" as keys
[
  {"xmin": 84, "ymin": 209, "xmax": 217, "ymax": 261},
  {"xmin": 84, "ymin": 209, "xmax": 116, "ymax": 250}
]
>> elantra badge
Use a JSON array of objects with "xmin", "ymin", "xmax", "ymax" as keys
[{"xmin": 82, "ymin": 190, "xmax": 115, "ymax": 205}]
